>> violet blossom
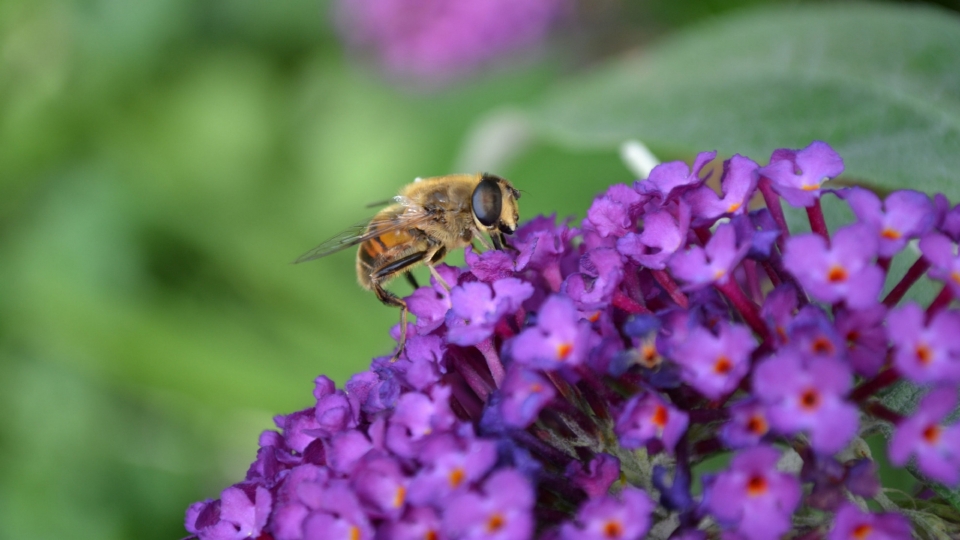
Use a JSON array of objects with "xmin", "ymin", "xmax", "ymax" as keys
[{"xmin": 186, "ymin": 142, "xmax": 960, "ymax": 539}]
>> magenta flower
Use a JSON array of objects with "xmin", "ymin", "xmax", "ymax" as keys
[
  {"xmin": 669, "ymin": 320, "xmax": 755, "ymax": 399},
  {"xmin": 442, "ymin": 469, "xmax": 535, "ymax": 539},
  {"xmin": 843, "ymin": 187, "xmax": 935, "ymax": 258},
  {"xmin": 753, "ymin": 351, "xmax": 858, "ymax": 454},
  {"xmin": 703, "ymin": 446, "xmax": 802, "ymax": 540},
  {"xmin": 334, "ymin": 0, "xmax": 567, "ymax": 83},
  {"xmin": 187, "ymin": 143, "xmax": 960, "ymax": 539},
  {"xmin": 887, "ymin": 303, "xmax": 960, "ymax": 384},
  {"xmin": 558, "ymin": 487, "xmax": 653, "ymax": 540},
  {"xmin": 684, "ymin": 153, "xmax": 759, "ymax": 226},
  {"xmin": 758, "ymin": 140, "xmax": 844, "ymax": 207},
  {"xmin": 511, "ymin": 295, "xmax": 597, "ymax": 370},
  {"xmin": 783, "ymin": 224, "xmax": 884, "ymax": 309},
  {"xmin": 828, "ymin": 503, "xmax": 911, "ymax": 540},
  {"xmin": 889, "ymin": 387, "xmax": 960, "ymax": 486},
  {"xmin": 615, "ymin": 392, "xmax": 689, "ymax": 452},
  {"xmin": 668, "ymin": 221, "xmax": 750, "ymax": 289}
]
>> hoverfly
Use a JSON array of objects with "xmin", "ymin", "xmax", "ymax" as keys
[{"xmin": 296, "ymin": 173, "xmax": 521, "ymax": 354}]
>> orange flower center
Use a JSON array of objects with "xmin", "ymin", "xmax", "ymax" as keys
[
  {"xmin": 603, "ymin": 520, "xmax": 625, "ymax": 538},
  {"xmin": 349, "ymin": 525, "xmax": 361, "ymax": 540},
  {"xmin": 746, "ymin": 474, "xmax": 768, "ymax": 496},
  {"xmin": 393, "ymin": 486, "xmax": 406, "ymax": 508},
  {"xmin": 915, "ymin": 343, "xmax": 932, "ymax": 365},
  {"xmin": 714, "ymin": 356, "xmax": 733, "ymax": 374},
  {"xmin": 486, "ymin": 513, "xmax": 506, "ymax": 533},
  {"xmin": 827, "ymin": 265, "xmax": 848, "ymax": 283},
  {"xmin": 851, "ymin": 524, "xmax": 873, "ymax": 539},
  {"xmin": 556, "ymin": 342, "xmax": 573, "ymax": 360},
  {"xmin": 449, "ymin": 467, "xmax": 465, "ymax": 488},
  {"xmin": 923, "ymin": 425, "xmax": 941, "ymax": 444},
  {"xmin": 880, "ymin": 227, "xmax": 902, "ymax": 240},
  {"xmin": 812, "ymin": 337, "xmax": 834, "ymax": 355},
  {"xmin": 425, "ymin": 530, "xmax": 439, "ymax": 540},
  {"xmin": 651, "ymin": 404, "xmax": 669, "ymax": 428},
  {"xmin": 801, "ymin": 183, "xmax": 821, "ymax": 191},
  {"xmin": 727, "ymin": 202, "xmax": 742, "ymax": 213},
  {"xmin": 746, "ymin": 415, "xmax": 769, "ymax": 436},
  {"xmin": 800, "ymin": 388, "xmax": 821, "ymax": 410}
]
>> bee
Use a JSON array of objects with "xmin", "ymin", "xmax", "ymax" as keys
[{"xmin": 296, "ymin": 173, "xmax": 521, "ymax": 354}]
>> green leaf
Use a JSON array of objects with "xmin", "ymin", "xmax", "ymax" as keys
[{"xmin": 534, "ymin": 3, "xmax": 960, "ymax": 199}]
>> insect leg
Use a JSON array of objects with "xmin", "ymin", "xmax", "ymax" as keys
[
  {"xmin": 371, "ymin": 250, "xmax": 430, "ymax": 358},
  {"xmin": 425, "ymin": 246, "xmax": 451, "ymax": 291},
  {"xmin": 491, "ymin": 232, "xmax": 503, "ymax": 250},
  {"xmin": 405, "ymin": 272, "xmax": 420, "ymax": 290}
]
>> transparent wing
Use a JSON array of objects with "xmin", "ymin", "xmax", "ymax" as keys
[{"xmin": 294, "ymin": 207, "xmax": 433, "ymax": 264}]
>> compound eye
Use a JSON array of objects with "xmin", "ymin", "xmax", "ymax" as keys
[{"xmin": 472, "ymin": 177, "xmax": 502, "ymax": 227}]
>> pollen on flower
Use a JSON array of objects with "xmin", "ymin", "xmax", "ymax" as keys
[
  {"xmin": 652, "ymin": 404, "xmax": 668, "ymax": 428},
  {"xmin": 727, "ymin": 202, "xmax": 742, "ymax": 213},
  {"xmin": 852, "ymin": 524, "xmax": 873, "ymax": 540},
  {"xmin": 603, "ymin": 519, "xmax": 625, "ymax": 538},
  {"xmin": 350, "ymin": 525, "xmax": 361, "ymax": 540},
  {"xmin": 556, "ymin": 342, "xmax": 573, "ymax": 360},
  {"xmin": 952, "ymin": 271, "xmax": 960, "ymax": 286},
  {"xmin": 393, "ymin": 485, "xmax": 406, "ymax": 508},
  {"xmin": 801, "ymin": 183, "xmax": 821, "ymax": 191},
  {"xmin": 714, "ymin": 356, "xmax": 733, "ymax": 374},
  {"xmin": 827, "ymin": 265, "xmax": 848, "ymax": 283},
  {"xmin": 915, "ymin": 343, "xmax": 932, "ymax": 365},
  {"xmin": 449, "ymin": 467, "xmax": 466, "ymax": 488},
  {"xmin": 800, "ymin": 388, "xmax": 821, "ymax": 410},
  {"xmin": 881, "ymin": 227, "xmax": 902, "ymax": 240},
  {"xmin": 812, "ymin": 337, "xmax": 834, "ymax": 355},
  {"xmin": 746, "ymin": 475, "xmax": 768, "ymax": 496},
  {"xmin": 746, "ymin": 415, "xmax": 768, "ymax": 436},
  {"xmin": 922, "ymin": 425, "xmax": 941, "ymax": 444},
  {"xmin": 640, "ymin": 341, "xmax": 659, "ymax": 367},
  {"xmin": 486, "ymin": 513, "xmax": 506, "ymax": 533}
]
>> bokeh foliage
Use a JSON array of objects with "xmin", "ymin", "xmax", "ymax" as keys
[{"xmin": 2, "ymin": 1, "xmax": 959, "ymax": 539}]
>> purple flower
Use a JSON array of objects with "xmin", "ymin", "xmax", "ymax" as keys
[
  {"xmin": 511, "ymin": 295, "xmax": 596, "ymax": 370},
  {"xmin": 442, "ymin": 469, "xmax": 535, "ymax": 539},
  {"xmin": 828, "ymin": 503, "xmax": 911, "ymax": 540},
  {"xmin": 783, "ymin": 224, "xmax": 883, "ymax": 309},
  {"xmin": 720, "ymin": 399, "xmax": 771, "ymax": 449},
  {"xmin": 758, "ymin": 140, "xmax": 844, "ymax": 207},
  {"xmin": 584, "ymin": 184, "xmax": 645, "ymax": 240},
  {"xmin": 616, "ymin": 203, "xmax": 691, "ymax": 270},
  {"xmin": 834, "ymin": 304, "xmax": 888, "ymax": 376},
  {"xmin": 565, "ymin": 454, "xmax": 620, "ymax": 499},
  {"xmin": 669, "ymin": 321, "xmax": 755, "ymax": 400},
  {"xmin": 668, "ymin": 222, "xmax": 750, "ymax": 289},
  {"xmin": 703, "ymin": 446, "xmax": 802, "ymax": 540},
  {"xmin": 563, "ymin": 247, "xmax": 624, "ymax": 310},
  {"xmin": 889, "ymin": 387, "xmax": 960, "ymax": 486},
  {"xmin": 187, "ymin": 142, "xmax": 960, "ymax": 539},
  {"xmin": 685, "ymin": 154, "xmax": 759, "ymax": 226},
  {"xmin": 186, "ymin": 484, "xmax": 272, "ymax": 540},
  {"xmin": 500, "ymin": 365, "xmax": 557, "ymax": 428},
  {"xmin": 447, "ymin": 278, "xmax": 534, "ymax": 345},
  {"xmin": 335, "ymin": 0, "xmax": 567, "ymax": 83},
  {"xmin": 843, "ymin": 187, "xmax": 934, "ymax": 257},
  {"xmin": 920, "ymin": 232, "xmax": 960, "ymax": 296},
  {"xmin": 615, "ymin": 392, "xmax": 689, "ymax": 452},
  {"xmin": 753, "ymin": 351, "xmax": 858, "ymax": 454},
  {"xmin": 558, "ymin": 487, "xmax": 653, "ymax": 540},
  {"xmin": 887, "ymin": 303, "xmax": 960, "ymax": 384},
  {"xmin": 637, "ymin": 150, "xmax": 716, "ymax": 203}
]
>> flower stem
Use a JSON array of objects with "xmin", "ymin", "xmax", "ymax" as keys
[
  {"xmin": 476, "ymin": 338, "xmax": 505, "ymax": 388},
  {"xmin": 758, "ymin": 177, "xmax": 789, "ymax": 252},
  {"xmin": 714, "ymin": 278, "xmax": 769, "ymax": 340},
  {"xmin": 652, "ymin": 269, "xmax": 689, "ymax": 308},
  {"xmin": 883, "ymin": 256, "xmax": 930, "ymax": 307},
  {"xmin": 805, "ymin": 199, "xmax": 829, "ymax": 243},
  {"xmin": 926, "ymin": 284, "xmax": 954, "ymax": 319},
  {"xmin": 850, "ymin": 367, "xmax": 899, "ymax": 403}
]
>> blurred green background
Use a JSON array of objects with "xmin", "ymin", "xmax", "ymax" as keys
[{"xmin": 2, "ymin": 1, "xmax": 959, "ymax": 538}]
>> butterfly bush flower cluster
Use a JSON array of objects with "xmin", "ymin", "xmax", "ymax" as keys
[
  {"xmin": 334, "ymin": 0, "xmax": 567, "ymax": 83},
  {"xmin": 186, "ymin": 141, "xmax": 960, "ymax": 540}
]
